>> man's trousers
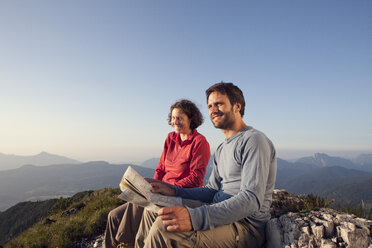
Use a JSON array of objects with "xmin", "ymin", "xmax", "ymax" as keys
[
  {"xmin": 134, "ymin": 201, "xmax": 265, "ymax": 248},
  {"xmin": 103, "ymin": 202, "xmax": 144, "ymax": 248}
]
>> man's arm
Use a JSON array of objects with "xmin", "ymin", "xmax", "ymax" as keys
[
  {"xmin": 188, "ymin": 132, "xmax": 276, "ymax": 230},
  {"xmin": 150, "ymin": 180, "xmax": 217, "ymax": 203},
  {"xmin": 150, "ymin": 181, "xmax": 176, "ymax": 196}
]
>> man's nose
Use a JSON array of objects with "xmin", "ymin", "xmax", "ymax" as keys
[{"xmin": 209, "ymin": 105, "xmax": 218, "ymax": 113}]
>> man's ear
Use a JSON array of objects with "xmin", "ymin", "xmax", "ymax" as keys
[{"xmin": 234, "ymin": 103, "xmax": 241, "ymax": 113}]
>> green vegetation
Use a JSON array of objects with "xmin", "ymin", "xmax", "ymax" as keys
[
  {"xmin": 4, "ymin": 188, "xmax": 123, "ymax": 248},
  {"xmin": 272, "ymin": 191, "xmax": 330, "ymax": 214},
  {"xmin": 331, "ymin": 200, "xmax": 372, "ymax": 220},
  {"xmin": 272, "ymin": 191, "xmax": 372, "ymax": 220},
  {"xmin": 0, "ymin": 199, "xmax": 58, "ymax": 245}
]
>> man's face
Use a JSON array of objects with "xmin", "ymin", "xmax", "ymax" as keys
[{"xmin": 207, "ymin": 92, "xmax": 236, "ymax": 130}]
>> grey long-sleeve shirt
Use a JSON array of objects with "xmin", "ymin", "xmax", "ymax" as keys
[{"xmin": 175, "ymin": 126, "xmax": 277, "ymax": 231}]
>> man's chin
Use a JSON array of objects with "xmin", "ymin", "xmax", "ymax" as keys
[{"xmin": 212, "ymin": 122, "xmax": 224, "ymax": 129}]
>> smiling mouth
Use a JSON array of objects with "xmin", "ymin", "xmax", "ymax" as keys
[{"xmin": 212, "ymin": 114, "xmax": 223, "ymax": 120}]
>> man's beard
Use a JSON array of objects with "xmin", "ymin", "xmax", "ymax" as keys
[{"xmin": 211, "ymin": 109, "xmax": 235, "ymax": 130}]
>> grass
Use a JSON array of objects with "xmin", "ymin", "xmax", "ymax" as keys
[{"xmin": 5, "ymin": 188, "xmax": 123, "ymax": 248}]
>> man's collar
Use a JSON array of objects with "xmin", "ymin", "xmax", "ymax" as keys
[{"xmin": 225, "ymin": 126, "xmax": 251, "ymax": 143}]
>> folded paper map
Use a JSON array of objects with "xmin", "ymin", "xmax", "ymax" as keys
[{"xmin": 118, "ymin": 166, "xmax": 182, "ymax": 212}]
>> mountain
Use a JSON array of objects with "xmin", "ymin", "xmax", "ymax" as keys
[
  {"xmin": 0, "ymin": 151, "xmax": 80, "ymax": 171},
  {"xmin": 2, "ymin": 188, "xmax": 122, "ymax": 247},
  {"xmin": 0, "ymin": 162, "xmax": 154, "ymax": 211},
  {"xmin": 321, "ymin": 178, "xmax": 372, "ymax": 205},
  {"xmin": 140, "ymin": 157, "xmax": 159, "ymax": 169},
  {"xmin": 0, "ymin": 198, "xmax": 58, "ymax": 244},
  {"xmin": 1, "ymin": 152, "xmax": 371, "ymax": 213},
  {"xmin": 279, "ymin": 166, "xmax": 372, "ymax": 195},
  {"xmin": 276, "ymin": 155, "xmax": 372, "ymax": 206},
  {"xmin": 296, "ymin": 153, "xmax": 355, "ymax": 169},
  {"xmin": 275, "ymin": 158, "xmax": 318, "ymax": 187},
  {"xmin": 352, "ymin": 153, "xmax": 372, "ymax": 172},
  {"xmin": 353, "ymin": 153, "xmax": 372, "ymax": 165}
]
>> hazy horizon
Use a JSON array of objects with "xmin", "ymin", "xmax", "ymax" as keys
[
  {"xmin": 1, "ymin": 149, "xmax": 371, "ymax": 167},
  {"xmin": 1, "ymin": 1, "xmax": 371, "ymax": 164}
]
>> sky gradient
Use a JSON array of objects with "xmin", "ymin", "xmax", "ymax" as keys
[{"xmin": 1, "ymin": 1, "xmax": 371, "ymax": 163}]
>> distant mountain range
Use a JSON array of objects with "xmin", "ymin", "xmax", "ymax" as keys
[
  {"xmin": 0, "ymin": 162, "xmax": 154, "ymax": 211},
  {"xmin": 0, "ymin": 152, "xmax": 80, "ymax": 171},
  {"xmin": 140, "ymin": 157, "xmax": 160, "ymax": 168},
  {"xmin": 0, "ymin": 151, "xmax": 372, "ymax": 212},
  {"xmin": 276, "ymin": 153, "xmax": 372, "ymax": 206},
  {"xmin": 296, "ymin": 153, "xmax": 372, "ymax": 172}
]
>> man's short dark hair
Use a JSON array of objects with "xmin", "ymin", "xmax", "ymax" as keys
[
  {"xmin": 168, "ymin": 99, "xmax": 204, "ymax": 130},
  {"xmin": 205, "ymin": 81, "xmax": 245, "ymax": 117}
]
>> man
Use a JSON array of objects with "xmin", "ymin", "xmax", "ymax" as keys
[{"xmin": 135, "ymin": 82, "xmax": 277, "ymax": 248}]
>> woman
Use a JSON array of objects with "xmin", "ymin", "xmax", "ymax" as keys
[{"xmin": 104, "ymin": 99, "xmax": 210, "ymax": 248}]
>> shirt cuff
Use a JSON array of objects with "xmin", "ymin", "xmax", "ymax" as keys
[{"xmin": 186, "ymin": 205, "xmax": 208, "ymax": 231}]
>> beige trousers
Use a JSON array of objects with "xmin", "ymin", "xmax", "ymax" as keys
[
  {"xmin": 134, "ymin": 200, "xmax": 265, "ymax": 248},
  {"xmin": 103, "ymin": 202, "xmax": 144, "ymax": 248}
]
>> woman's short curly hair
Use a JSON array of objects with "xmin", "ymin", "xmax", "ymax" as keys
[{"xmin": 167, "ymin": 99, "xmax": 204, "ymax": 130}]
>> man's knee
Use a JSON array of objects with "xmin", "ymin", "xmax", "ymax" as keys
[
  {"xmin": 108, "ymin": 204, "xmax": 126, "ymax": 221},
  {"xmin": 147, "ymin": 217, "xmax": 167, "ymax": 238},
  {"xmin": 141, "ymin": 217, "xmax": 169, "ymax": 247},
  {"xmin": 107, "ymin": 209, "xmax": 115, "ymax": 219}
]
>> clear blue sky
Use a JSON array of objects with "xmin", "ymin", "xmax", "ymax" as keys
[{"xmin": 1, "ymin": 1, "xmax": 371, "ymax": 163}]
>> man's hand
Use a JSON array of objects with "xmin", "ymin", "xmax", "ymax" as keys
[
  {"xmin": 144, "ymin": 178, "xmax": 161, "ymax": 184},
  {"xmin": 150, "ymin": 181, "xmax": 176, "ymax": 196},
  {"xmin": 158, "ymin": 206, "xmax": 192, "ymax": 232}
]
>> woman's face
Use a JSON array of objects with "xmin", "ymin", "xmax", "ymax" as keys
[{"xmin": 171, "ymin": 108, "xmax": 191, "ymax": 135}]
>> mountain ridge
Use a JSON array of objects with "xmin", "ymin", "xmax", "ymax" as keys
[
  {"xmin": 1, "ymin": 151, "xmax": 372, "ymax": 212},
  {"xmin": 0, "ymin": 151, "xmax": 80, "ymax": 171}
]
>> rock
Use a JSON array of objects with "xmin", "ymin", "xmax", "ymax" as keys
[
  {"xmin": 265, "ymin": 190, "xmax": 372, "ymax": 248},
  {"xmin": 92, "ymin": 234, "xmax": 104, "ymax": 248},
  {"xmin": 43, "ymin": 217, "xmax": 56, "ymax": 225},
  {"xmin": 61, "ymin": 207, "xmax": 77, "ymax": 216},
  {"xmin": 265, "ymin": 218, "xmax": 282, "ymax": 248},
  {"xmin": 310, "ymin": 223, "xmax": 324, "ymax": 240},
  {"xmin": 337, "ymin": 222, "xmax": 370, "ymax": 248}
]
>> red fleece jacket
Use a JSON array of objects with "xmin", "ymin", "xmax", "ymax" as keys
[{"xmin": 154, "ymin": 129, "xmax": 210, "ymax": 188}]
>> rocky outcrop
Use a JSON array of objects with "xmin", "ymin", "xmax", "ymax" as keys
[
  {"xmin": 72, "ymin": 234, "xmax": 104, "ymax": 248},
  {"xmin": 266, "ymin": 190, "xmax": 372, "ymax": 248}
]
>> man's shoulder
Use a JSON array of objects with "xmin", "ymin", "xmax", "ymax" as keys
[
  {"xmin": 241, "ymin": 128, "xmax": 276, "ymax": 155},
  {"xmin": 241, "ymin": 127, "xmax": 269, "ymax": 141}
]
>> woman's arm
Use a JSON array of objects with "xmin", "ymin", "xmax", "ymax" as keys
[{"xmin": 153, "ymin": 135, "xmax": 170, "ymax": 180}]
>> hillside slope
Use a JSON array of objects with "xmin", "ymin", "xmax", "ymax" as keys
[
  {"xmin": 3, "ymin": 188, "xmax": 123, "ymax": 248},
  {"xmin": 0, "ymin": 199, "xmax": 58, "ymax": 245}
]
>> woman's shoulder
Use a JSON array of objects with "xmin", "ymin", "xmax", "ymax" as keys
[
  {"xmin": 163, "ymin": 132, "xmax": 178, "ymax": 144},
  {"xmin": 192, "ymin": 130, "xmax": 209, "ymax": 143}
]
